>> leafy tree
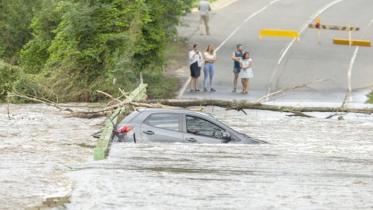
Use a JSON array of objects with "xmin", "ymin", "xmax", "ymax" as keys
[
  {"xmin": 20, "ymin": 0, "xmax": 62, "ymax": 74},
  {"xmin": 2, "ymin": 0, "xmax": 194, "ymax": 102},
  {"xmin": 0, "ymin": 0, "xmax": 41, "ymax": 63}
]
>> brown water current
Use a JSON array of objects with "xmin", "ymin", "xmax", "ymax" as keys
[
  {"xmin": 1, "ymin": 105, "xmax": 373, "ymax": 210},
  {"xmin": 62, "ymin": 107, "xmax": 373, "ymax": 210}
]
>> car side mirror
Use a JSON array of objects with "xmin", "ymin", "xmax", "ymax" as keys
[{"xmin": 222, "ymin": 132, "xmax": 231, "ymax": 140}]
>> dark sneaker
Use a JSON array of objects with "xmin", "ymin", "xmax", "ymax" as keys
[
  {"xmin": 211, "ymin": 88, "xmax": 216, "ymax": 92},
  {"xmin": 204, "ymin": 88, "xmax": 208, "ymax": 91},
  {"xmin": 232, "ymin": 88, "xmax": 236, "ymax": 92}
]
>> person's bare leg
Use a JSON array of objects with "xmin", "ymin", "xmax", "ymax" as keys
[
  {"xmin": 243, "ymin": 79, "xmax": 249, "ymax": 93},
  {"xmin": 205, "ymin": 15, "xmax": 210, "ymax": 35},
  {"xmin": 246, "ymin": 79, "xmax": 250, "ymax": 93},
  {"xmin": 233, "ymin": 73, "xmax": 239, "ymax": 90},
  {"xmin": 241, "ymin": 78, "xmax": 245, "ymax": 93},
  {"xmin": 190, "ymin": 77, "xmax": 195, "ymax": 91},
  {"xmin": 199, "ymin": 16, "xmax": 204, "ymax": 35},
  {"xmin": 195, "ymin": 78, "xmax": 199, "ymax": 90}
]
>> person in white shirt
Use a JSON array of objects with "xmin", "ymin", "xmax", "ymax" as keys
[
  {"xmin": 198, "ymin": 0, "xmax": 211, "ymax": 35},
  {"xmin": 239, "ymin": 52, "xmax": 254, "ymax": 94},
  {"xmin": 188, "ymin": 44, "xmax": 203, "ymax": 91},
  {"xmin": 203, "ymin": 44, "xmax": 217, "ymax": 91}
]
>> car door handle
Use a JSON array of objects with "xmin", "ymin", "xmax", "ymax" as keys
[
  {"xmin": 185, "ymin": 138, "xmax": 197, "ymax": 142},
  {"xmin": 143, "ymin": 131, "xmax": 154, "ymax": 135}
]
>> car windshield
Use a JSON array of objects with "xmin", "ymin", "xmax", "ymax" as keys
[{"xmin": 207, "ymin": 115, "xmax": 250, "ymax": 137}]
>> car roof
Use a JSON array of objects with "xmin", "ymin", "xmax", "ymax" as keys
[{"xmin": 137, "ymin": 108, "xmax": 212, "ymax": 118}]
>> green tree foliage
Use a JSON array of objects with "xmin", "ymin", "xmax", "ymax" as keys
[
  {"xmin": 1, "ymin": 0, "xmax": 193, "ymax": 102},
  {"xmin": 20, "ymin": 0, "xmax": 62, "ymax": 74},
  {"xmin": 0, "ymin": 61, "xmax": 21, "ymax": 101},
  {"xmin": 0, "ymin": 0, "xmax": 41, "ymax": 63}
]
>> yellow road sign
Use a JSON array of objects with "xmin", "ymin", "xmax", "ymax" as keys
[
  {"xmin": 308, "ymin": 24, "xmax": 359, "ymax": 31},
  {"xmin": 259, "ymin": 29, "xmax": 300, "ymax": 42},
  {"xmin": 333, "ymin": 39, "xmax": 371, "ymax": 47}
]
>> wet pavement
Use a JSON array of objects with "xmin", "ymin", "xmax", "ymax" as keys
[
  {"xmin": 177, "ymin": 0, "xmax": 373, "ymax": 103},
  {"xmin": 57, "ymin": 107, "xmax": 373, "ymax": 210}
]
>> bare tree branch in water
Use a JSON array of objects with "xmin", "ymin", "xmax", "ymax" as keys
[
  {"xmin": 256, "ymin": 78, "xmax": 327, "ymax": 103},
  {"xmin": 7, "ymin": 78, "xmax": 373, "ymax": 119}
]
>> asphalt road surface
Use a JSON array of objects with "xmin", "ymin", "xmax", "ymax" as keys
[{"xmin": 178, "ymin": 0, "xmax": 373, "ymax": 104}]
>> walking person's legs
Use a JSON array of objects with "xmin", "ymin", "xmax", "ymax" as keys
[
  {"xmin": 203, "ymin": 64, "xmax": 209, "ymax": 91},
  {"xmin": 204, "ymin": 15, "xmax": 210, "ymax": 35},
  {"xmin": 210, "ymin": 64, "xmax": 215, "ymax": 91},
  {"xmin": 199, "ymin": 15, "xmax": 205, "ymax": 35}
]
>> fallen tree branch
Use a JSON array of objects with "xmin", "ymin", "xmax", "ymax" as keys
[
  {"xmin": 256, "ymin": 78, "xmax": 327, "ymax": 103},
  {"xmin": 287, "ymin": 111, "xmax": 314, "ymax": 118},
  {"xmin": 96, "ymin": 90, "xmax": 122, "ymax": 104},
  {"xmin": 7, "ymin": 91, "xmax": 74, "ymax": 113},
  {"xmin": 140, "ymin": 99, "xmax": 373, "ymax": 114}
]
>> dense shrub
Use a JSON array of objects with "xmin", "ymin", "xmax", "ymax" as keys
[
  {"xmin": 0, "ymin": 61, "xmax": 21, "ymax": 101},
  {"xmin": 1, "ymin": 0, "xmax": 193, "ymax": 102}
]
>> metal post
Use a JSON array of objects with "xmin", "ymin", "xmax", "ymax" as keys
[
  {"xmin": 140, "ymin": 72, "xmax": 143, "ymax": 84},
  {"xmin": 348, "ymin": 24, "xmax": 352, "ymax": 46},
  {"xmin": 318, "ymin": 29, "xmax": 321, "ymax": 43}
]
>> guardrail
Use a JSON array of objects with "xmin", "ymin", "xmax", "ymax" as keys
[
  {"xmin": 94, "ymin": 83, "xmax": 148, "ymax": 160},
  {"xmin": 333, "ymin": 39, "xmax": 371, "ymax": 47},
  {"xmin": 259, "ymin": 29, "xmax": 300, "ymax": 42}
]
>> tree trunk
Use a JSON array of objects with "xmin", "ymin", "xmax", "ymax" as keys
[{"xmin": 141, "ymin": 99, "xmax": 373, "ymax": 114}]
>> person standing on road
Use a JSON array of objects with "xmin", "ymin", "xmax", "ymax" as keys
[
  {"xmin": 203, "ymin": 44, "xmax": 217, "ymax": 92},
  {"xmin": 231, "ymin": 44, "xmax": 243, "ymax": 92},
  {"xmin": 189, "ymin": 44, "xmax": 203, "ymax": 91},
  {"xmin": 239, "ymin": 52, "xmax": 253, "ymax": 94},
  {"xmin": 198, "ymin": 0, "xmax": 211, "ymax": 35}
]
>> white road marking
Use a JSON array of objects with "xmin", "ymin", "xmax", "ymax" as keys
[
  {"xmin": 177, "ymin": 0, "xmax": 280, "ymax": 99},
  {"xmin": 347, "ymin": 47, "xmax": 359, "ymax": 101},
  {"xmin": 215, "ymin": 0, "xmax": 280, "ymax": 52},
  {"xmin": 266, "ymin": 0, "xmax": 345, "ymax": 99},
  {"xmin": 346, "ymin": 17, "xmax": 373, "ymax": 102}
]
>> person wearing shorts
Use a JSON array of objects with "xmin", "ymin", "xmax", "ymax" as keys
[
  {"xmin": 231, "ymin": 44, "xmax": 243, "ymax": 92},
  {"xmin": 198, "ymin": 0, "xmax": 211, "ymax": 35}
]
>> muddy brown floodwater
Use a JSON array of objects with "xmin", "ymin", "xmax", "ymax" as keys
[
  {"xmin": 1, "ymin": 105, "xmax": 373, "ymax": 210},
  {"xmin": 0, "ymin": 104, "xmax": 105, "ymax": 210}
]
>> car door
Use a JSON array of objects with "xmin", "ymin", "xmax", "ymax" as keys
[
  {"xmin": 141, "ymin": 113, "xmax": 183, "ymax": 143},
  {"xmin": 183, "ymin": 115, "xmax": 226, "ymax": 144}
]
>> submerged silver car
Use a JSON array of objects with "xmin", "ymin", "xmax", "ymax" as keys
[{"xmin": 113, "ymin": 108, "xmax": 266, "ymax": 144}]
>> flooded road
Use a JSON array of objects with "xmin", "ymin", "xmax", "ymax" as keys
[
  {"xmin": 60, "ymin": 107, "xmax": 373, "ymax": 210},
  {"xmin": 0, "ymin": 104, "xmax": 105, "ymax": 210}
]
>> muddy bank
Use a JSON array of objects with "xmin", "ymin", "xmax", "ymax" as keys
[{"xmin": 0, "ymin": 104, "xmax": 105, "ymax": 210}]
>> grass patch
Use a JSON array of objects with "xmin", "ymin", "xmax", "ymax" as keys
[
  {"xmin": 145, "ymin": 74, "xmax": 179, "ymax": 99},
  {"xmin": 367, "ymin": 92, "xmax": 373, "ymax": 104}
]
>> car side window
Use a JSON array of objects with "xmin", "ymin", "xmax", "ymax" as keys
[
  {"xmin": 186, "ymin": 115, "xmax": 224, "ymax": 139},
  {"xmin": 146, "ymin": 114, "xmax": 180, "ymax": 131}
]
